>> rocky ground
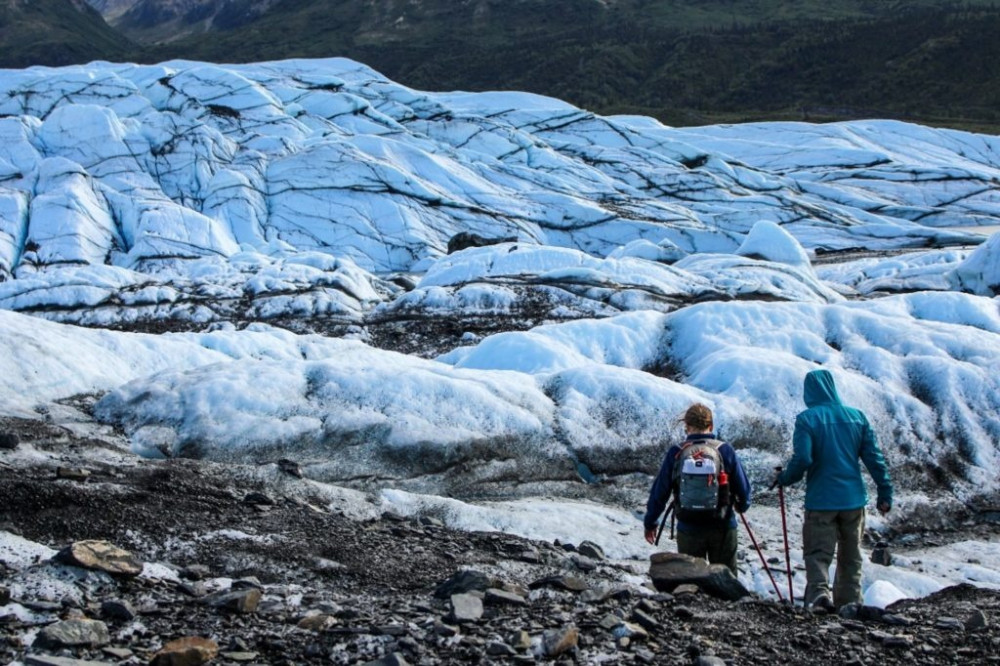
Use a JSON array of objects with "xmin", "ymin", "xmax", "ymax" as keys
[{"xmin": 1, "ymin": 414, "xmax": 999, "ymax": 666}]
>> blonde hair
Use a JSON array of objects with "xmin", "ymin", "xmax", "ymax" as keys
[{"xmin": 681, "ymin": 403, "xmax": 714, "ymax": 431}]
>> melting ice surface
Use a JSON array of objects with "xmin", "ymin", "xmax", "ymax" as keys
[{"xmin": 1, "ymin": 58, "xmax": 999, "ymax": 606}]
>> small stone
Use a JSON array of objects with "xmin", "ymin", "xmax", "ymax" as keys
[
  {"xmin": 101, "ymin": 647, "xmax": 133, "ymax": 659},
  {"xmin": 151, "ymin": 637, "xmax": 220, "ymax": 666},
  {"xmin": 297, "ymin": 613, "xmax": 338, "ymax": 631},
  {"xmin": 434, "ymin": 622, "xmax": 459, "ymax": 637},
  {"xmin": 528, "ymin": 574, "xmax": 588, "ymax": 592},
  {"xmin": 674, "ymin": 584, "xmax": 700, "ymax": 596},
  {"xmin": 220, "ymin": 652, "xmax": 259, "ymax": 662},
  {"xmin": 508, "ymin": 629, "xmax": 531, "ymax": 650},
  {"xmin": 883, "ymin": 635, "xmax": 913, "ymax": 648},
  {"xmin": 361, "ymin": 654, "xmax": 410, "ymax": 666},
  {"xmin": 572, "ymin": 554, "xmax": 597, "ymax": 571},
  {"xmin": 0, "ymin": 432, "xmax": 19, "ymax": 449},
  {"xmin": 935, "ymin": 617, "xmax": 965, "ymax": 631},
  {"xmin": 486, "ymin": 642, "xmax": 516, "ymax": 656},
  {"xmin": 434, "ymin": 570, "xmax": 491, "ymax": 598},
  {"xmin": 204, "ymin": 587, "xmax": 262, "ymax": 614},
  {"xmin": 674, "ymin": 606, "xmax": 695, "ymax": 620},
  {"xmin": 56, "ymin": 467, "xmax": 91, "ymax": 481},
  {"xmin": 579, "ymin": 586, "xmax": 613, "ymax": 604},
  {"xmin": 965, "ymin": 609, "xmax": 989, "ymax": 631},
  {"xmin": 54, "ymin": 540, "xmax": 143, "ymax": 577},
  {"xmin": 542, "ymin": 625, "xmax": 578, "ymax": 658},
  {"xmin": 649, "ymin": 552, "xmax": 748, "ymax": 601},
  {"xmin": 611, "ymin": 621, "xmax": 648, "ymax": 641},
  {"xmin": 695, "ymin": 658, "xmax": 727, "ymax": 666},
  {"xmin": 519, "ymin": 549, "xmax": 541, "ymax": 564},
  {"xmin": 277, "ymin": 458, "xmax": 302, "ymax": 478},
  {"xmin": 577, "ymin": 540, "xmax": 605, "ymax": 561},
  {"xmin": 631, "ymin": 608, "xmax": 658, "ymax": 632},
  {"xmin": 181, "ymin": 564, "xmax": 211, "ymax": 580},
  {"xmin": 243, "ymin": 491, "xmax": 274, "ymax": 505},
  {"xmin": 24, "ymin": 657, "xmax": 110, "ymax": 666},
  {"xmin": 882, "ymin": 613, "xmax": 915, "ymax": 627},
  {"xmin": 870, "ymin": 541, "xmax": 892, "ymax": 566},
  {"xmin": 34, "ymin": 619, "xmax": 110, "ymax": 650},
  {"xmin": 0, "ymin": 586, "xmax": 10, "ymax": 605},
  {"xmin": 485, "ymin": 588, "xmax": 528, "ymax": 607},
  {"xmin": 449, "ymin": 592, "xmax": 484, "ymax": 622},
  {"xmin": 101, "ymin": 598, "xmax": 136, "ymax": 622}
]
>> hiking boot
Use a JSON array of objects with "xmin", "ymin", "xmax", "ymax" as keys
[{"xmin": 809, "ymin": 595, "xmax": 835, "ymax": 614}]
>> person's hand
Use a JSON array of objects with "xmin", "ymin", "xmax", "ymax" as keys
[
  {"xmin": 644, "ymin": 528, "xmax": 657, "ymax": 545},
  {"xmin": 877, "ymin": 500, "xmax": 891, "ymax": 515}
]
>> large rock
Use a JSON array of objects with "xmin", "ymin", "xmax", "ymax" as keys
[
  {"xmin": 54, "ymin": 540, "xmax": 143, "ymax": 577},
  {"xmin": 34, "ymin": 619, "xmax": 110, "ymax": 650},
  {"xmin": 648, "ymin": 552, "xmax": 750, "ymax": 601},
  {"xmin": 150, "ymin": 637, "xmax": 219, "ymax": 666}
]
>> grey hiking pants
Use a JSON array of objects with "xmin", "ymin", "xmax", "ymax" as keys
[
  {"xmin": 802, "ymin": 508, "xmax": 865, "ymax": 607},
  {"xmin": 676, "ymin": 526, "xmax": 738, "ymax": 575}
]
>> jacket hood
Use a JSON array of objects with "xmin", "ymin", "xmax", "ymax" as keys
[{"xmin": 803, "ymin": 369, "xmax": 842, "ymax": 407}]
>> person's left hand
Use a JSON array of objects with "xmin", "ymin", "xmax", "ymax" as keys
[
  {"xmin": 877, "ymin": 500, "xmax": 891, "ymax": 515},
  {"xmin": 644, "ymin": 528, "xmax": 657, "ymax": 545}
]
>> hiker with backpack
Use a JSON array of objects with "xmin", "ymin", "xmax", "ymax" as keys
[
  {"xmin": 773, "ymin": 368, "xmax": 893, "ymax": 611},
  {"xmin": 643, "ymin": 403, "xmax": 752, "ymax": 574}
]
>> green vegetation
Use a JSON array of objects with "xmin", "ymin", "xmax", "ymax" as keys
[
  {"xmin": 2, "ymin": 0, "xmax": 1000, "ymax": 132},
  {"xmin": 0, "ymin": 0, "xmax": 134, "ymax": 69}
]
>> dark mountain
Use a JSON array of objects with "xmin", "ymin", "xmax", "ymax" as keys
[
  {"xmin": 0, "ymin": 0, "xmax": 135, "ymax": 68},
  {"xmin": 4, "ymin": 0, "xmax": 1000, "ymax": 132}
]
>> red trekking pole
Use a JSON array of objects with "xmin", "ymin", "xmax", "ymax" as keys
[
  {"xmin": 739, "ymin": 512, "xmax": 783, "ymax": 602},
  {"xmin": 774, "ymin": 466, "xmax": 795, "ymax": 605}
]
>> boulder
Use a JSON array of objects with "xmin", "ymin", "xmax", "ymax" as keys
[
  {"xmin": 34, "ymin": 619, "xmax": 110, "ymax": 650},
  {"xmin": 446, "ymin": 232, "xmax": 517, "ymax": 255},
  {"xmin": 54, "ymin": 540, "xmax": 143, "ymax": 577},
  {"xmin": 648, "ymin": 552, "xmax": 750, "ymax": 601},
  {"xmin": 150, "ymin": 637, "xmax": 219, "ymax": 666}
]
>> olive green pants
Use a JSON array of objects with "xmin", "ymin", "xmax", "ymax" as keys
[
  {"xmin": 802, "ymin": 508, "xmax": 865, "ymax": 607},
  {"xmin": 676, "ymin": 526, "xmax": 738, "ymax": 575}
]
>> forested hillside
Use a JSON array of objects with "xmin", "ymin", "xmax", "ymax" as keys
[{"xmin": 2, "ymin": 0, "xmax": 999, "ymax": 131}]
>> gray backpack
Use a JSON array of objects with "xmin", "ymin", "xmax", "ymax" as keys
[{"xmin": 672, "ymin": 439, "xmax": 729, "ymax": 523}]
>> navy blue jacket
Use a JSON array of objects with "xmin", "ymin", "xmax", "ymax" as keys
[{"xmin": 644, "ymin": 433, "xmax": 752, "ymax": 533}]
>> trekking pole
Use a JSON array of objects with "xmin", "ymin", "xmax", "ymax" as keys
[
  {"xmin": 654, "ymin": 501, "xmax": 675, "ymax": 546},
  {"xmin": 775, "ymin": 466, "xmax": 795, "ymax": 605},
  {"xmin": 739, "ymin": 512, "xmax": 784, "ymax": 603}
]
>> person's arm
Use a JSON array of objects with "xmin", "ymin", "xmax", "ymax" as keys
[
  {"xmin": 723, "ymin": 445, "xmax": 752, "ymax": 513},
  {"xmin": 858, "ymin": 416, "xmax": 893, "ymax": 513},
  {"xmin": 643, "ymin": 446, "xmax": 677, "ymax": 542},
  {"xmin": 777, "ymin": 415, "xmax": 813, "ymax": 486}
]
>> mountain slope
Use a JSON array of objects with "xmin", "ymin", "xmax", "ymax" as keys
[
  {"xmin": 0, "ymin": 0, "xmax": 135, "ymax": 68},
  {"xmin": 129, "ymin": 0, "xmax": 1000, "ymax": 130}
]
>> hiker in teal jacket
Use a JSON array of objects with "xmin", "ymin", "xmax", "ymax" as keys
[{"xmin": 775, "ymin": 368, "xmax": 892, "ymax": 610}]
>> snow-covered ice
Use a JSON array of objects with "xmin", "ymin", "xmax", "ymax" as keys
[{"xmin": 0, "ymin": 57, "xmax": 998, "ymax": 606}]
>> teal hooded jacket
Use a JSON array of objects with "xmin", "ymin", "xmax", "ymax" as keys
[{"xmin": 777, "ymin": 369, "xmax": 893, "ymax": 511}]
